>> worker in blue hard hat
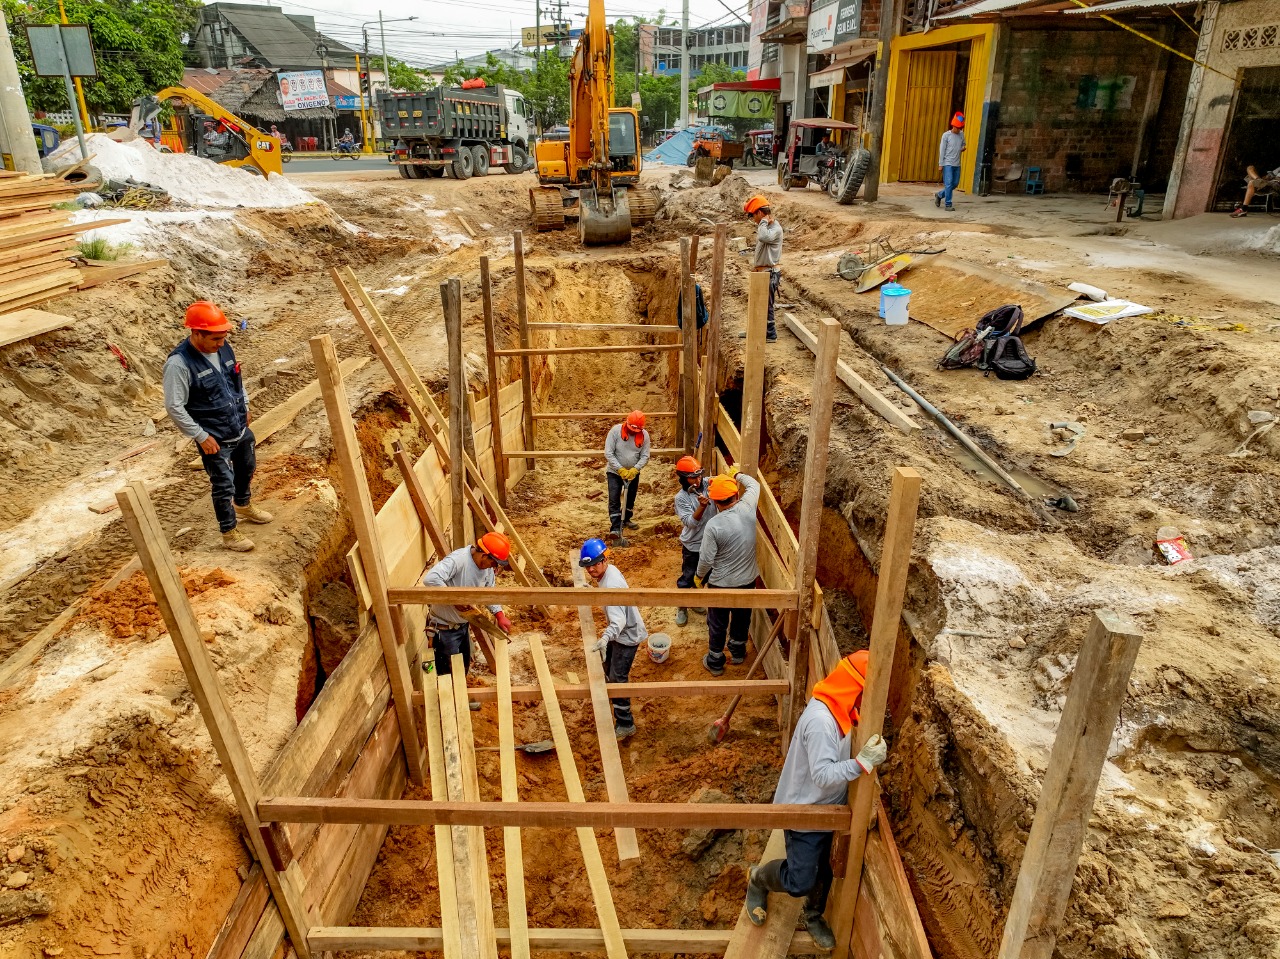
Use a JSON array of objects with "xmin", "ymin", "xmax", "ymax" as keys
[{"xmin": 579, "ymin": 537, "xmax": 647, "ymax": 739}]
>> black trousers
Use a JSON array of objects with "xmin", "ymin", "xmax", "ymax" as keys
[
  {"xmin": 676, "ymin": 545, "xmax": 700, "ymax": 591},
  {"xmin": 607, "ymin": 471, "xmax": 639, "ymax": 531},
  {"xmin": 431, "ymin": 623, "xmax": 472, "ymax": 676},
  {"xmin": 706, "ymin": 581, "xmax": 755, "ymax": 667},
  {"xmin": 604, "ymin": 641, "xmax": 638, "ymax": 727},
  {"xmin": 779, "ymin": 830, "xmax": 835, "ymax": 916},
  {"xmin": 766, "ymin": 268, "xmax": 780, "ymax": 338},
  {"xmin": 198, "ymin": 428, "xmax": 257, "ymax": 533}
]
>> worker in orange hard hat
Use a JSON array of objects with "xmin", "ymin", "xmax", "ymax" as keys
[
  {"xmin": 604, "ymin": 410, "xmax": 651, "ymax": 540},
  {"xmin": 742, "ymin": 194, "xmax": 782, "ymax": 342},
  {"xmin": 741, "ymin": 650, "xmax": 886, "ymax": 950},
  {"xmin": 672, "ymin": 454, "xmax": 714, "ymax": 627},
  {"xmin": 935, "ymin": 112, "xmax": 966, "ymax": 212},
  {"xmin": 423, "ymin": 531, "xmax": 514, "ymax": 705},
  {"xmin": 164, "ymin": 301, "xmax": 272, "ymax": 552},
  {"xmin": 694, "ymin": 463, "xmax": 761, "ymax": 675}
]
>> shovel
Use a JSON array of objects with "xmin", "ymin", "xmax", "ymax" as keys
[
  {"xmin": 708, "ymin": 612, "xmax": 789, "ymax": 744},
  {"xmin": 476, "ymin": 740, "xmax": 555, "ymax": 755}
]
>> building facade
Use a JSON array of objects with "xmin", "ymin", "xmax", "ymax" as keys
[{"xmin": 638, "ymin": 23, "xmax": 752, "ymax": 75}]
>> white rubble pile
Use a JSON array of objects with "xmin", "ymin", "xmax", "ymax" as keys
[{"xmin": 50, "ymin": 133, "xmax": 316, "ymax": 209}]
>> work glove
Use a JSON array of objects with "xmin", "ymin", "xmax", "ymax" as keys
[
  {"xmin": 619, "ymin": 467, "xmax": 639, "ymax": 481},
  {"xmin": 693, "ymin": 574, "xmax": 706, "ymax": 588},
  {"xmin": 591, "ymin": 637, "xmax": 608, "ymax": 659},
  {"xmin": 854, "ymin": 734, "xmax": 887, "ymax": 776},
  {"xmin": 726, "ymin": 463, "xmax": 741, "ymax": 479},
  {"xmin": 495, "ymin": 611, "xmax": 512, "ymax": 635}
]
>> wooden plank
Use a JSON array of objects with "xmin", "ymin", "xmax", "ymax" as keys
[
  {"xmin": 569, "ymin": 551, "xmax": 640, "ymax": 862},
  {"xmin": 499, "ymin": 447, "xmax": 685, "ymax": 459},
  {"xmin": 495, "ymin": 641, "xmax": 531, "ymax": 959},
  {"xmin": 436, "ymin": 673, "xmax": 484, "ymax": 958},
  {"xmin": 0, "ymin": 602, "xmax": 79, "ymax": 690},
  {"xmin": 740, "ymin": 271, "xmax": 771, "ymax": 478},
  {"xmin": 75, "ymin": 258, "xmax": 167, "ymax": 290},
  {"xmin": 443, "ymin": 278, "xmax": 467, "ymax": 546},
  {"xmin": 480, "ymin": 256, "xmax": 510, "ymax": 507},
  {"xmin": 829, "ymin": 467, "xmax": 922, "ymax": 959},
  {"xmin": 532, "ymin": 411, "xmax": 678, "ymax": 420},
  {"xmin": 714, "ymin": 404, "xmax": 799, "ymax": 574},
  {"xmin": 996, "ymin": 611, "xmax": 1143, "ymax": 959},
  {"xmin": 416, "ymin": 678, "xmax": 791, "ymax": 705},
  {"xmin": 206, "ymin": 864, "xmax": 270, "ymax": 959},
  {"xmin": 697, "ymin": 223, "xmax": 728, "ymax": 470},
  {"xmin": 494, "ymin": 343, "xmax": 683, "ymax": 357},
  {"xmin": 0, "ymin": 307, "xmax": 74, "ymax": 348},
  {"xmin": 452, "ymin": 660, "xmax": 499, "ymax": 959},
  {"xmin": 527, "ymin": 322, "xmax": 681, "ymax": 333},
  {"xmin": 0, "ymin": 217, "xmax": 128, "ymax": 250},
  {"xmin": 241, "ymin": 901, "xmax": 286, "ymax": 959},
  {"xmin": 724, "ymin": 829, "xmax": 803, "ymax": 959},
  {"xmin": 680, "ymin": 237, "xmax": 696, "ymax": 451},
  {"xmin": 390, "ymin": 586, "xmax": 797, "ymax": 609},
  {"xmin": 864, "ymin": 802, "xmax": 933, "ymax": 959},
  {"xmin": 308, "ymin": 927, "xmax": 824, "ymax": 953},
  {"xmin": 514, "ymin": 231, "xmax": 535, "ymax": 470},
  {"xmin": 421, "ymin": 676, "xmax": 465, "ymax": 959},
  {"xmin": 781, "ymin": 312, "xmax": 919, "ymax": 434},
  {"xmin": 528, "ymin": 636, "xmax": 628, "ymax": 959}
]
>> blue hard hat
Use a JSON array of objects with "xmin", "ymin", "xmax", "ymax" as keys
[{"xmin": 579, "ymin": 537, "xmax": 609, "ymax": 567}]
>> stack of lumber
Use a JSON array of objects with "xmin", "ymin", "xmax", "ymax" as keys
[{"xmin": 0, "ymin": 167, "xmax": 124, "ymax": 315}]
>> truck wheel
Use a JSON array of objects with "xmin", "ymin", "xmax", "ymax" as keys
[
  {"xmin": 398, "ymin": 164, "xmax": 413, "ymax": 179},
  {"xmin": 504, "ymin": 145, "xmax": 527, "ymax": 175},
  {"xmin": 836, "ymin": 148, "xmax": 872, "ymax": 205},
  {"xmin": 471, "ymin": 145, "xmax": 490, "ymax": 176},
  {"xmin": 425, "ymin": 166, "xmax": 445, "ymax": 178},
  {"xmin": 686, "ymin": 151, "xmax": 697, "ymax": 167},
  {"xmin": 451, "ymin": 149, "xmax": 474, "ymax": 180}
]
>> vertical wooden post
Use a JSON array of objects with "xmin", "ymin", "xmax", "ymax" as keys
[
  {"xmin": 513, "ymin": 230, "xmax": 536, "ymax": 470},
  {"xmin": 996, "ymin": 610, "xmax": 1143, "ymax": 959},
  {"xmin": 115, "ymin": 482, "xmax": 314, "ymax": 959},
  {"xmin": 309, "ymin": 333, "xmax": 427, "ymax": 786},
  {"xmin": 681, "ymin": 236, "xmax": 698, "ymax": 454},
  {"xmin": 495, "ymin": 641, "xmax": 531, "ymax": 959},
  {"xmin": 739, "ymin": 270, "xmax": 770, "ymax": 478},
  {"xmin": 785, "ymin": 319, "xmax": 842, "ymax": 751},
  {"xmin": 697, "ymin": 223, "xmax": 728, "ymax": 470},
  {"xmin": 479, "ymin": 256, "xmax": 510, "ymax": 506},
  {"xmin": 829, "ymin": 466, "xmax": 922, "ymax": 959},
  {"xmin": 443, "ymin": 278, "xmax": 467, "ymax": 547}
]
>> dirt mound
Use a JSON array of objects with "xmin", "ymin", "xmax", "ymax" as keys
[
  {"xmin": 657, "ymin": 172, "xmax": 755, "ymax": 228},
  {"xmin": 69, "ymin": 568, "xmax": 235, "ymax": 640}
]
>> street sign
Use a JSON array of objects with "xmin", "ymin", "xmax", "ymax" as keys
[
  {"xmin": 521, "ymin": 23, "xmax": 572, "ymax": 46},
  {"xmin": 25, "ymin": 24, "xmax": 97, "ymax": 77}
]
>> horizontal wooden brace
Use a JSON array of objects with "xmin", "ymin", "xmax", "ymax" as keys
[
  {"xmin": 493, "ymin": 344, "xmax": 684, "ymax": 356},
  {"xmin": 527, "ymin": 322, "xmax": 682, "ymax": 333},
  {"xmin": 388, "ymin": 586, "xmax": 799, "ymax": 610},
  {"xmin": 532, "ymin": 411, "xmax": 679, "ymax": 420},
  {"xmin": 410, "ymin": 678, "xmax": 791, "ymax": 706},
  {"xmin": 258, "ymin": 799, "xmax": 853, "ymax": 831},
  {"xmin": 500, "ymin": 447, "xmax": 686, "ymax": 459},
  {"xmin": 308, "ymin": 926, "xmax": 823, "ymax": 953}
]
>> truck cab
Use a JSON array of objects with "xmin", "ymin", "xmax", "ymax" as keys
[{"xmin": 503, "ymin": 90, "xmax": 531, "ymax": 154}]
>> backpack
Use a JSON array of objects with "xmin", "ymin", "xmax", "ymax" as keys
[
  {"xmin": 976, "ymin": 304, "xmax": 1024, "ymax": 338},
  {"xmin": 982, "ymin": 335, "xmax": 1037, "ymax": 380},
  {"xmin": 938, "ymin": 328, "xmax": 987, "ymax": 369},
  {"xmin": 677, "ymin": 282, "xmax": 709, "ymax": 329}
]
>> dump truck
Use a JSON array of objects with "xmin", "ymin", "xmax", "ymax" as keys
[{"xmin": 378, "ymin": 85, "xmax": 532, "ymax": 180}]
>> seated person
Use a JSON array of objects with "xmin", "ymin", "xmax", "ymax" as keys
[
  {"xmin": 1232, "ymin": 164, "xmax": 1279, "ymax": 217},
  {"xmin": 202, "ymin": 121, "xmax": 230, "ymax": 155}
]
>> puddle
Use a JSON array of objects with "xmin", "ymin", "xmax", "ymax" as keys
[{"xmin": 942, "ymin": 432, "xmax": 1061, "ymax": 500}]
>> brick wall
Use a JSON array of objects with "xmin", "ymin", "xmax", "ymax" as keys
[{"xmin": 860, "ymin": 0, "xmax": 881, "ymax": 36}]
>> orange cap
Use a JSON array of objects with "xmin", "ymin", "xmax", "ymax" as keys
[
  {"xmin": 708, "ymin": 475, "xmax": 739, "ymax": 501},
  {"xmin": 625, "ymin": 410, "xmax": 646, "ymax": 431},
  {"xmin": 476, "ymin": 531, "xmax": 511, "ymax": 566},
  {"xmin": 185, "ymin": 301, "xmax": 232, "ymax": 332},
  {"xmin": 675, "ymin": 455, "xmax": 701, "ymax": 474},
  {"xmin": 811, "ymin": 650, "xmax": 869, "ymax": 735},
  {"xmin": 743, "ymin": 194, "xmax": 769, "ymax": 216}
]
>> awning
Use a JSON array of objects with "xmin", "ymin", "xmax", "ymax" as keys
[
  {"xmin": 809, "ymin": 64, "xmax": 847, "ymax": 88},
  {"xmin": 1063, "ymin": 0, "xmax": 1197, "ymax": 13},
  {"xmin": 939, "ymin": 0, "xmax": 1045, "ymax": 18},
  {"xmin": 760, "ymin": 15, "xmax": 809, "ymax": 43}
]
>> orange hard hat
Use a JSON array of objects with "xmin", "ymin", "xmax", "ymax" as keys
[
  {"xmin": 625, "ymin": 410, "xmax": 646, "ymax": 431},
  {"xmin": 185, "ymin": 301, "xmax": 232, "ymax": 332},
  {"xmin": 476, "ymin": 531, "xmax": 512, "ymax": 566},
  {"xmin": 811, "ymin": 649, "xmax": 870, "ymax": 735},
  {"xmin": 675, "ymin": 455, "xmax": 702, "ymax": 475},
  {"xmin": 708, "ymin": 474, "xmax": 739, "ymax": 502},
  {"xmin": 951, "ymin": 112, "xmax": 965, "ymax": 129},
  {"xmin": 743, "ymin": 194, "xmax": 769, "ymax": 216}
]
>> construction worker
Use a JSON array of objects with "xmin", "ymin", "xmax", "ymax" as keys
[
  {"xmin": 935, "ymin": 112, "xmax": 966, "ymax": 212},
  {"xmin": 604, "ymin": 410, "xmax": 650, "ymax": 537},
  {"xmin": 165, "ymin": 301, "xmax": 272, "ymax": 552},
  {"xmin": 673, "ymin": 455, "xmax": 715, "ymax": 627},
  {"xmin": 742, "ymin": 651, "xmax": 887, "ymax": 949},
  {"xmin": 580, "ymin": 537, "xmax": 647, "ymax": 739},
  {"xmin": 695, "ymin": 464, "xmax": 759, "ymax": 675},
  {"xmin": 423, "ymin": 532, "xmax": 514, "ymax": 691},
  {"xmin": 742, "ymin": 195, "xmax": 781, "ymax": 342}
]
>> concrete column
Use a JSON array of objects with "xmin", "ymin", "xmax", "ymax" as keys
[
  {"xmin": 1163, "ymin": 0, "xmax": 1218, "ymax": 219},
  {"xmin": 0, "ymin": 13, "xmax": 41, "ymax": 174},
  {"xmin": 973, "ymin": 21, "xmax": 1009, "ymax": 195}
]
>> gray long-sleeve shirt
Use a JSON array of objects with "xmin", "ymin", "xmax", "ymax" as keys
[
  {"xmin": 596, "ymin": 563, "xmax": 647, "ymax": 647},
  {"xmin": 938, "ymin": 129, "xmax": 965, "ymax": 168},
  {"xmin": 163, "ymin": 351, "xmax": 249, "ymax": 445},
  {"xmin": 423, "ymin": 546, "xmax": 502, "ymax": 626},
  {"xmin": 773, "ymin": 698, "xmax": 864, "ymax": 807},
  {"xmin": 754, "ymin": 219, "xmax": 783, "ymax": 269},
  {"xmin": 604, "ymin": 424, "xmax": 651, "ymax": 476},
  {"xmin": 673, "ymin": 479, "xmax": 717, "ymax": 552},
  {"xmin": 696, "ymin": 473, "xmax": 760, "ymax": 586}
]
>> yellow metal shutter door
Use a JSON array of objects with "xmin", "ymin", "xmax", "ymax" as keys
[{"xmin": 897, "ymin": 50, "xmax": 956, "ymax": 182}]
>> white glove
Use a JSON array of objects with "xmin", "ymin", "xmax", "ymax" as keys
[
  {"xmin": 591, "ymin": 638, "xmax": 607, "ymax": 658},
  {"xmin": 855, "ymin": 734, "xmax": 887, "ymax": 775}
]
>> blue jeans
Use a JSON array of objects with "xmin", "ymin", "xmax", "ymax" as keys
[
  {"xmin": 198, "ymin": 428, "xmax": 256, "ymax": 533},
  {"xmin": 761, "ymin": 268, "xmax": 780, "ymax": 338},
  {"xmin": 431, "ymin": 622, "xmax": 472, "ymax": 676},
  {"xmin": 936, "ymin": 165, "xmax": 961, "ymax": 207},
  {"xmin": 706, "ymin": 581, "xmax": 755, "ymax": 668},
  {"xmin": 604, "ymin": 641, "xmax": 638, "ymax": 727}
]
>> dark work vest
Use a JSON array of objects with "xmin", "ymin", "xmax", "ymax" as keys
[{"xmin": 169, "ymin": 339, "xmax": 246, "ymax": 443}]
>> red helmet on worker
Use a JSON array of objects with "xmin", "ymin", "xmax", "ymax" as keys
[
  {"xmin": 475, "ymin": 531, "xmax": 511, "ymax": 567},
  {"xmin": 185, "ymin": 301, "xmax": 232, "ymax": 332},
  {"xmin": 675, "ymin": 455, "xmax": 702, "ymax": 477},
  {"xmin": 624, "ymin": 410, "xmax": 646, "ymax": 432},
  {"xmin": 708, "ymin": 474, "xmax": 739, "ymax": 502},
  {"xmin": 743, "ymin": 194, "xmax": 770, "ymax": 216},
  {"xmin": 950, "ymin": 112, "xmax": 965, "ymax": 129}
]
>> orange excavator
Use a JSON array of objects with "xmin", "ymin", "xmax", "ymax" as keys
[{"xmin": 529, "ymin": 0, "xmax": 656, "ymax": 244}]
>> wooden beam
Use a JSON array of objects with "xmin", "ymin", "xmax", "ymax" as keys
[
  {"xmin": 413, "ymin": 677, "xmax": 791, "ymax": 705},
  {"xmin": 114, "ymin": 483, "xmax": 313, "ymax": 958},
  {"xmin": 514, "ymin": 230, "xmax": 536, "ymax": 470},
  {"xmin": 829, "ymin": 466, "xmax": 922, "ymax": 959},
  {"xmin": 724, "ymin": 830, "xmax": 802, "ymax": 959},
  {"xmin": 739, "ymin": 270, "xmax": 771, "ymax": 478},
  {"xmin": 307, "ymin": 927, "xmax": 824, "ymax": 953},
  {"xmin": 785, "ymin": 318, "xmax": 842, "ymax": 751},
  {"xmin": 499, "ymin": 447, "xmax": 685, "ymax": 459},
  {"xmin": 479, "ymin": 255, "xmax": 510, "ymax": 507},
  {"xmin": 995, "ymin": 611, "xmax": 1143, "ymax": 959},
  {"xmin": 393, "ymin": 440, "xmax": 450, "ymax": 556},
  {"xmin": 389, "ymin": 586, "xmax": 798, "ymax": 610},
  {"xmin": 527, "ymin": 322, "xmax": 681, "ymax": 333},
  {"xmin": 494, "ymin": 641, "xmax": 531, "ymax": 959},
  {"xmin": 681, "ymin": 236, "xmax": 698, "ymax": 452},
  {"xmin": 493, "ymin": 343, "xmax": 683, "ymax": 357},
  {"xmin": 450, "ymin": 660, "xmax": 499, "ymax": 959},
  {"xmin": 309, "ymin": 334, "xmax": 426, "ymax": 787},
  {"xmin": 529, "ymin": 636, "xmax": 629, "ymax": 959},
  {"xmin": 533, "ymin": 411, "xmax": 678, "ymax": 420},
  {"xmin": 780, "ymin": 312, "xmax": 919, "ymax": 435},
  {"xmin": 697, "ymin": 223, "xmax": 728, "ymax": 470},
  {"xmin": 206, "ymin": 864, "xmax": 270, "ymax": 959},
  {"xmin": 569, "ymin": 551, "xmax": 640, "ymax": 862},
  {"xmin": 443, "ymin": 277, "xmax": 467, "ymax": 547},
  {"xmin": 432, "ymin": 675, "xmax": 481, "ymax": 958},
  {"xmin": 421, "ymin": 676, "xmax": 464, "ymax": 959}
]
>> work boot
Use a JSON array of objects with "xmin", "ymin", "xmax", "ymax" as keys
[
  {"xmin": 222, "ymin": 528, "xmax": 254, "ymax": 552},
  {"xmin": 945, "ymin": 204, "xmax": 955, "ymax": 212},
  {"xmin": 609, "ymin": 526, "xmax": 623, "ymax": 539},
  {"xmin": 235, "ymin": 502, "xmax": 274, "ymax": 524},
  {"xmin": 934, "ymin": 194, "xmax": 942, "ymax": 208},
  {"xmin": 692, "ymin": 607, "xmax": 707, "ymax": 614},
  {"xmin": 745, "ymin": 859, "xmax": 785, "ymax": 926},
  {"xmin": 803, "ymin": 909, "xmax": 836, "ymax": 951},
  {"xmin": 729, "ymin": 651, "xmax": 747, "ymax": 666},
  {"xmin": 624, "ymin": 519, "xmax": 639, "ymax": 530},
  {"xmin": 615, "ymin": 722, "xmax": 636, "ymax": 740},
  {"xmin": 702, "ymin": 653, "xmax": 724, "ymax": 677},
  {"xmin": 675, "ymin": 607, "xmax": 688, "ymax": 626}
]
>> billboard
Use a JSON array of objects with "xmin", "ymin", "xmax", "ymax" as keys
[
  {"xmin": 278, "ymin": 70, "xmax": 329, "ymax": 111},
  {"xmin": 705, "ymin": 89, "xmax": 775, "ymax": 119},
  {"xmin": 833, "ymin": 0, "xmax": 864, "ymax": 45}
]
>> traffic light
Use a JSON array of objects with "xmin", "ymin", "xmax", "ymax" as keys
[{"xmin": 359, "ymin": 71, "xmax": 370, "ymax": 99}]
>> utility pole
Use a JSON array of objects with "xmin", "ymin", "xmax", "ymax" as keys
[
  {"xmin": 862, "ymin": 0, "xmax": 901, "ymax": 202},
  {"xmin": 0, "ymin": 13, "xmax": 40, "ymax": 173},
  {"xmin": 679, "ymin": 0, "xmax": 690, "ymax": 127},
  {"xmin": 379, "ymin": 12, "xmax": 390, "ymax": 95},
  {"xmin": 536, "ymin": 0, "xmax": 541, "ymax": 60}
]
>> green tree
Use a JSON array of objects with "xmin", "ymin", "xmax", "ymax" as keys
[
  {"xmin": 3, "ymin": 0, "xmax": 200, "ymax": 117},
  {"xmin": 386, "ymin": 58, "xmax": 429, "ymax": 92},
  {"xmin": 518, "ymin": 51, "xmax": 570, "ymax": 130},
  {"xmin": 694, "ymin": 60, "xmax": 746, "ymax": 88}
]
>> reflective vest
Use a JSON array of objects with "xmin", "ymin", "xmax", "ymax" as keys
[{"xmin": 169, "ymin": 338, "xmax": 246, "ymax": 443}]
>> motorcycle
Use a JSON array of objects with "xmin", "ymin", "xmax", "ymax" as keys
[
  {"xmin": 279, "ymin": 139, "xmax": 293, "ymax": 163},
  {"xmin": 332, "ymin": 140, "xmax": 360, "ymax": 160}
]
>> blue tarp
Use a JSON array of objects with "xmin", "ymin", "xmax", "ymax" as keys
[{"xmin": 643, "ymin": 126, "xmax": 725, "ymax": 166}]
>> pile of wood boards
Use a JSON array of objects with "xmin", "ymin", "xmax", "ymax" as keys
[{"xmin": 0, "ymin": 166, "xmax": 125, "ymax": 314}]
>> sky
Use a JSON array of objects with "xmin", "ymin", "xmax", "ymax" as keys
[{"xmin": 233, "ymin": 0, "xmax": 751, "ymax": 67}]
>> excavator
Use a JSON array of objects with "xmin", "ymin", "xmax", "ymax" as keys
[
  {"xmin": 129, "ymin": 87, "xmax": 284, "ymax": 177},
  {"xmin": 530, "ymin": 0, "xmax": 656, "ymax": 244}
]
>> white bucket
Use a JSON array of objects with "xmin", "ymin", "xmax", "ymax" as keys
[
  {"xmin": 647, "ymin": 633, "xmax": 672, "ymax": 664},
  {"xmin": 883, "ymin": 286, "xmax": 911, "ymax": 326},
  {"xmin": 878, "ymin": 282, "xmax": 902, "ymax": 318}
]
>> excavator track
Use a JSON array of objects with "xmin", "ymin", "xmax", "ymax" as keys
[
  {"xmin": 530, "ymin": 188, "xmax": 566, "ymax": 232},
  {"xmin": 627, "ymin": 188, "xmax": 658, "ymax": 227}
]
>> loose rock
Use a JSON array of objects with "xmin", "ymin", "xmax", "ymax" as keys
[
  {"xmin": 0, "ymin": 889, "xmax": 53, "ymax": 924},
  {"xmin": 1008, "ymin": 636, "xmax": 1027, "ymax": 650},
  {"xmin": 5, "ymin": 847, "xmax": 22, "ymax": 864},
  {"xmin": 4, "ymin": 871, "xmax": 31, "ymax": 889}
]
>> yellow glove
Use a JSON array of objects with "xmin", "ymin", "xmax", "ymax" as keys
[
  {"xmin": 726, "ymin": 463, "xmax": 741, "ymax": 479},
  {"xmin": 620, "ymin": 467, "xmax": 638, "ymax": 481},
  {"xmin": 693, "ymin": 574, "xmax": 705, "ymax": 588}
]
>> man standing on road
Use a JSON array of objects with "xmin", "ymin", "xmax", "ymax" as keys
[
  {"xmin": 743, "ymin": 195, "xmax": 782, "ymax": 342},
  {"xmin": 165, "ymin": 301, "xmax": 272, "ymax": 552},
  {"xmin": 423, "ymin": 532, "xmax": 514, "ymax": 691},
  {"xmin": 695, "ymin": 464, "xmax": 760, "ymax": 675},
  {"xmin": 741, "ymin": 651, "xmax": 887, "ymax": 949},
  {"xmin": 935, "ymin": 112, "xmax": 966, "ymax": 212},
  {"xmin": 604, "ymin": 410, "xmax": 651, "ymax": 538},
  {"xmin": 672, "ymin": 455, "xmax": 715, "ymax": 627},
  {"xmin": 580, "ymin": 537, "xmax": 647, "ymax": 739}
]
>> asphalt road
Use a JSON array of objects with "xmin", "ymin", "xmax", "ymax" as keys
[{"xmin": 282, "ymin": 155, "xmax": 393, "ymax": 173}]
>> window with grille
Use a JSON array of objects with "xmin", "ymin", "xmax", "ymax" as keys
[{"xmin": 1223, "ymin": 23, "xmax": 1279, "ymax": 50}]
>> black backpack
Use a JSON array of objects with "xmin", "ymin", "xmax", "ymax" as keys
[
  {"xmin": 982, "ymin": 335, "xmax": 1037, "ymax": 379},
  {"xmin": 976, "ymin": 304, "xmax": 1024, "ymax": 338}
]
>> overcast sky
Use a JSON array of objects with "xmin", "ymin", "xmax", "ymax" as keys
[{"xmin": 235, "ymin": 0, "xmax": 750, "ymax": 67}]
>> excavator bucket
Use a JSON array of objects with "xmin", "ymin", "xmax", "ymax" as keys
[{"xmin": 579, "ymin": 185, "xmax": 632, "ymax": 245}]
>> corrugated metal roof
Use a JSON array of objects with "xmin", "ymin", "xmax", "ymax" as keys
[
  {"xmin": 939, "ymin": 0, "xmax": 1043, "ymax": 18},
  {"xmin": 1063, "ymin": 0, "xmax": 1197, "ymax": 13},
  {"xmin": 219, "ymin": 6, "xmax": 328, "ymax": 69}
]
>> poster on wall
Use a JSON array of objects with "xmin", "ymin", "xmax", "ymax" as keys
[
  {"xmin": 833, "ymin": 0, "xmax": 863, "ymax": 45},
  {"xmin": 707, "ymin": 90, "xmax": 776, "ymax": 119},
  {"xmin": 747, "ymin": 0, "xmax": 769, "ymax": 80},
  {"xmin": 809, "ymin": 0, "xmax": 838, "ymax": 52},
  {"xmin": 279, "ymin": 70, "xmax": 330, "ymax": 111}
]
